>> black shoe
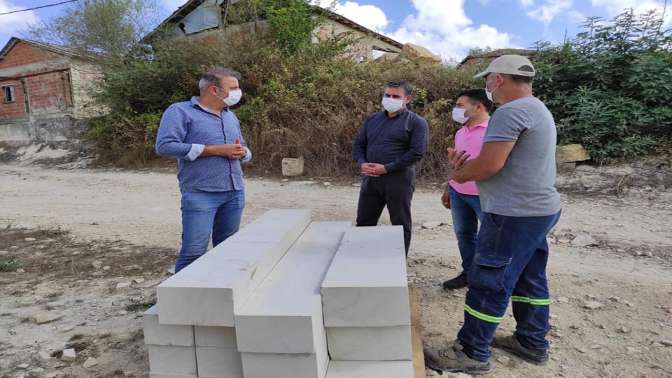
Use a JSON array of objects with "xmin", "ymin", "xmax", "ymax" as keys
[
  {"xmin": 442, "ymin": 273, "xmax": 468, "ymax": 290},
  {"xmin": 424, "ymin": 341, "xmax": 492, "ymax": 375},
  {"xmin": 492, "ymin": 335, "xmax": 549, "ymax": 365}
]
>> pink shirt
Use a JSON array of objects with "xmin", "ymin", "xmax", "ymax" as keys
[{"xmin": 449, "ymin": 120, "xmax": 489, "ymax": 196}]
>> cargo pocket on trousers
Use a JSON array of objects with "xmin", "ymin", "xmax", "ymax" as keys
[{"xmin": 468, "ymin": 254, "xmax": 511, "ymax": 292}]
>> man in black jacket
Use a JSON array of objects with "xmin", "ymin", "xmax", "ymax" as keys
[{"xmin": 352, "ymin": 80, "xmax": 429, "ymax": 254}]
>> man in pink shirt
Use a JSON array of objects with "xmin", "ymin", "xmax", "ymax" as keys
[{"xmin": 441, "ymin": 89, "xmax": 492, "ymax": 290}]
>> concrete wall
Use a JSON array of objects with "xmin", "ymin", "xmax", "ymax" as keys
[
  {"xmin": 0, "ymin": 41, "xmax": 103, "ymax": 144},
  {"xmin": 69, "ymin": 60, "xmax": 105, "ymax": 119},
  {"xmin": 0, "ymin": 116, "xmax": 88, "ymax": 145},
  {"xmin": 314, "ymin": 19, "xmax": 401, "ymax": 62}
]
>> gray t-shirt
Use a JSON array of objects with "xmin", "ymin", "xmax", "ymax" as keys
[{"xmin": 477, "ymin": 96, "xmax": 561, "ymax": 217}]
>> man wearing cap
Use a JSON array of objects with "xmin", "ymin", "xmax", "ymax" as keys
[{"xmin": 426, "ymin": 55, "xmax": 561, "ymax": 374}]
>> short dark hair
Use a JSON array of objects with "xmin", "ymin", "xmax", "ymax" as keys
[
  {"xmin": 457, "ymin": 89, "xmax": 493, "ymax": 112},
  {"xmin": 507, "ymin": 74, "xmax": 534, "ymax": 84},
  {"xmin": 385, "ymin": 80, "xmax": 412, "ymax": 95}
]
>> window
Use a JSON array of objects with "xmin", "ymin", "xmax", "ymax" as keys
[{"xmin": 2, "ymin": 85, "xmax": 15, "ymax": 103}]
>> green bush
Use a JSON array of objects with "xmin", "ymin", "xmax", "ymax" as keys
[{"xmin": 532, "ymin": 10, "xmax": 672, "ymax": 162}]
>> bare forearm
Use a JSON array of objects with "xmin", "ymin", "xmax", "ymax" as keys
[{"xmin": 452, "ymin": 158, "xmax": 500, "ymax": 183}]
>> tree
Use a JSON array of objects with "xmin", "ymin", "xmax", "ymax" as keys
[{"xmin": 25, "ymin": 0, "xmax": 160, "ymax": 58}]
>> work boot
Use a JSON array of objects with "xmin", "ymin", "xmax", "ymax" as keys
[
  {"xmin": 442, "ymin": 272, "xmax": 468, "ymax": 290},
  {"xmin": 492, "ymin": 335, "xmax": 549, "ymax": 365},
  {"xmin": 424, "ymin": 341, "xmax": 492, "ymax": 375}
]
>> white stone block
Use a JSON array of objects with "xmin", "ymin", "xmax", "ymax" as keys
[
  {"xmin": 143, "ymin": 306, "xmax": 194, "ymax": 346},
  {"xmin": 321, "ymin": 226, "xmax": 410, "ymax": 327},
  {"xmin": 236, "ymin": 222, "xmax": 350, "ymax": 354},
  {"xmin": 147, "ymin": 345, "xmax": 197, "ymax": 376},
  {"xmin": 194, "ymin": 326, "xmax": 236, "ymax": 348},
  {"xmin": 149, "ymin": 374, "xmax": 197, "ymax": 378},
  {"xmin": 326, "ymin": 361, "xmax": 413, "ymax": 378},
  {"xmin": 241, "ymin": 350, "xmax": 329, "ymax": 378},
  {"xmin": 157, "ymin": 209, "xmax": 311, "ymax": 326},
  {"xmin": 196, "ymin": 346, "xmax": 243, "ymax": 378},
  {"xmin": 326, "ymin": 326, "xmax": 412, "ymax": 361}
]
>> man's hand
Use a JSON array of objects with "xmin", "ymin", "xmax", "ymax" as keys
[
  {"xmin": 360, "ymin": 163, "xmax": 387, "ymax": 177},
  {"xmin": 203, "ymin": 142, "xmax": 246, "ymax": 159},
  {"xmin": 447, "ymin": 148, "xmax": 470, "ymax": 170},
  {"xmin": 441, "ymin": 189, "xmax": 451, "ymax": 209}
]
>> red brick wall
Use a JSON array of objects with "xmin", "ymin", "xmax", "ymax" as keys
[
  {"xmin": 0, "ymin": 80, "xmax": 27, "ymax": 119},
  {"xmin": 0, "ymin": 71, "xmax": 72, "ymax": 120},
  {"xmin": 0, "ymin": 41, "xmax": 57, "ymax": 69},
  {"xmin": 25, "ymin": 71, "xmax": 71, "ymax": 114}
]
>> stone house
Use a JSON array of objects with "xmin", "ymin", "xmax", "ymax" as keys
[
  {"xmin": 0, "ymin": 37, "xmax": 103, "ymax": 144},
  {"xmin": 458, "ymin": 48, "xmax": 535, "ymax": 68},
  {"xmin": 143, "ymin": 0, "xmax": 403, "ymax": 62}
]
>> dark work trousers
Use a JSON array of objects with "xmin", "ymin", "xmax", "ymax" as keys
[{"xmin": 356, "ymin": 168, "xmax": 415, "ymax": 254}]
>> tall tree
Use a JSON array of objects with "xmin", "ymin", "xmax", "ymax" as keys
[{"xmin": 26, "ymin": 0, "xmax": 160, "ymax": 58}]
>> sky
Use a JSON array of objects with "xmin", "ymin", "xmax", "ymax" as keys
[{"xmin": 1, "ymin": 0, "xmax": 671, "ymax": 63}]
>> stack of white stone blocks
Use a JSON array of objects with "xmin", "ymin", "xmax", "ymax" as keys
[
  {"xmin": 143, "ymin": 209, "xmax": 413, "ymax": 378},
  {"xmin": 322, "ymin": 226, "xmax": 414, "ymax": 378}
]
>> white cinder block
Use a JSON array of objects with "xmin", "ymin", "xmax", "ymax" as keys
[
  {"xmin": 194, "ymin": 326, "xmax": 236, "ymax": 348},
  {"xmin": 235, "ymin": 222, "xmax": 349, "ymax": 354},
  {"xmin": 321, "ymin": 226, "xmax": 410, "ymax": 327},
  {"xmin": 196, "ymin": 346, "xmax": 243, "ymax": 378},
  {"xmin": 326, "ymin": 326, "xmax": 412, "ymax": 361},
  {"xmin": 147, "ymin": 345, "xmax": 197, "ymax": 376},
  {"xmin": 326, "ymin": 361, "xmax": 413, "ymax": 378},
  {"xmin": 157, "ymin": 209, "xmax": 311, "ymax": 326},
  {"xmin": 241, "ymin": 350, "xmax": 329, "ymax": 378},
  {"xmin": 143, "ymin": 306, "xmax": 194, "ymax": 346}
]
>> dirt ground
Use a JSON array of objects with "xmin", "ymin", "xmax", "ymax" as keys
[{"xmin": 1, "ymin": 163, "xmax": 671, "ymax": 378}]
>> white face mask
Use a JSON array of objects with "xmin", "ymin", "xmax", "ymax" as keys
[
  {"xmin": 452, "ymin": 107, "xmax": 469, "ymax": 124},
  {"xmin": 223, "ymin": 88, "xmax": 242, "ymax": 106},
  {"xmin": 382, "ymin": 97, "xmax": 405, "ymax": 113}
]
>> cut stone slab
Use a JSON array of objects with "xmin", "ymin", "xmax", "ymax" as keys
[
  {"xmin": 241, "ymin": 350, "xmax": 329, "ymax": 378},
  {"xmin": 147, "ymin": 345, "xmax": 197, "ymax": 376},
  {"xmin": 236, "ymin": 222, "xmax": 349, "ymax": 354},
  {"xmin": 556, "ymin": 144, "xmax": 590, "ymax": 163},
  {"xmin": 149, "ymin": 374, "xmax": 197, "ymax": 378},
  {"xmin": 326, "ymin": 326, "xmax": 412, "ymax": 361},
  {"xmin": 326, "ymin": 361, "xmax": 413, "ymax": 378},
  {"xmin": 143, "ymin": 306, "xmax": 194, "ymax": 346},
  {"xmin": 321, "ymin": 226, "xmax": 410, "ymax": 327},
  {"xmin": 157, "ymin": 209, "xmax": 311, "ymax": 326},
  {"xmin": 194, "ymin": 326, "xmax": 236, "ymax": 348},
  {"xmin": 196, "ymin": 347, "xmax": 243, "ymax": 378},
  {"xmin": 60, "ymin": 348, "xmax": 76, "ymax": 362}
]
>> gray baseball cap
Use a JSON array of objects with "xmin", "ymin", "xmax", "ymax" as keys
[{"xmin": 474, "ymin": 55, "xmax": 536, "ymax": 78}]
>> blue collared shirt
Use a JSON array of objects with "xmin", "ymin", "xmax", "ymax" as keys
[{"xmin": 155, "ymin": 97, "xmax": 252, "ymax": 193}]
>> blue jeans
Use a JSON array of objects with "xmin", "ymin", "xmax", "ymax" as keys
[
  {"xmin": 449, "ymin": 187, "xmax": 482, "ymax": 273},
  {"xmin": 457, "ymin": 211, "xmax": 561, "ymax": 362},
  {"xmin": 175, "ymin": 190, "xmax": 245, "ymax": 273}
]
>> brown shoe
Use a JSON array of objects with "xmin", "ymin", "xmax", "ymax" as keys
[{"xmin": 424, "ymin": 341, "xmax": 492, "ymax": 375}]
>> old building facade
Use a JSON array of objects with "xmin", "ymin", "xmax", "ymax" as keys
[{"xmin": 0, "ymin": 38, "xmax": 103, "ymax": 144}]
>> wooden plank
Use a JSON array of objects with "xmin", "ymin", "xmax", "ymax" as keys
[{"xmin": 409, "ymin": 286, "xmax": 425, "ymax": 378}]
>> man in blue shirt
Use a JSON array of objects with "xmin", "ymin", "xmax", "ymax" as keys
[
  {"xmin": 155, "ymin": 66, "xmax": 252, "ymax": 272},
  {"xmin": 352, "ymin": 80, "xmax": 429, "ymax": 254}
]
